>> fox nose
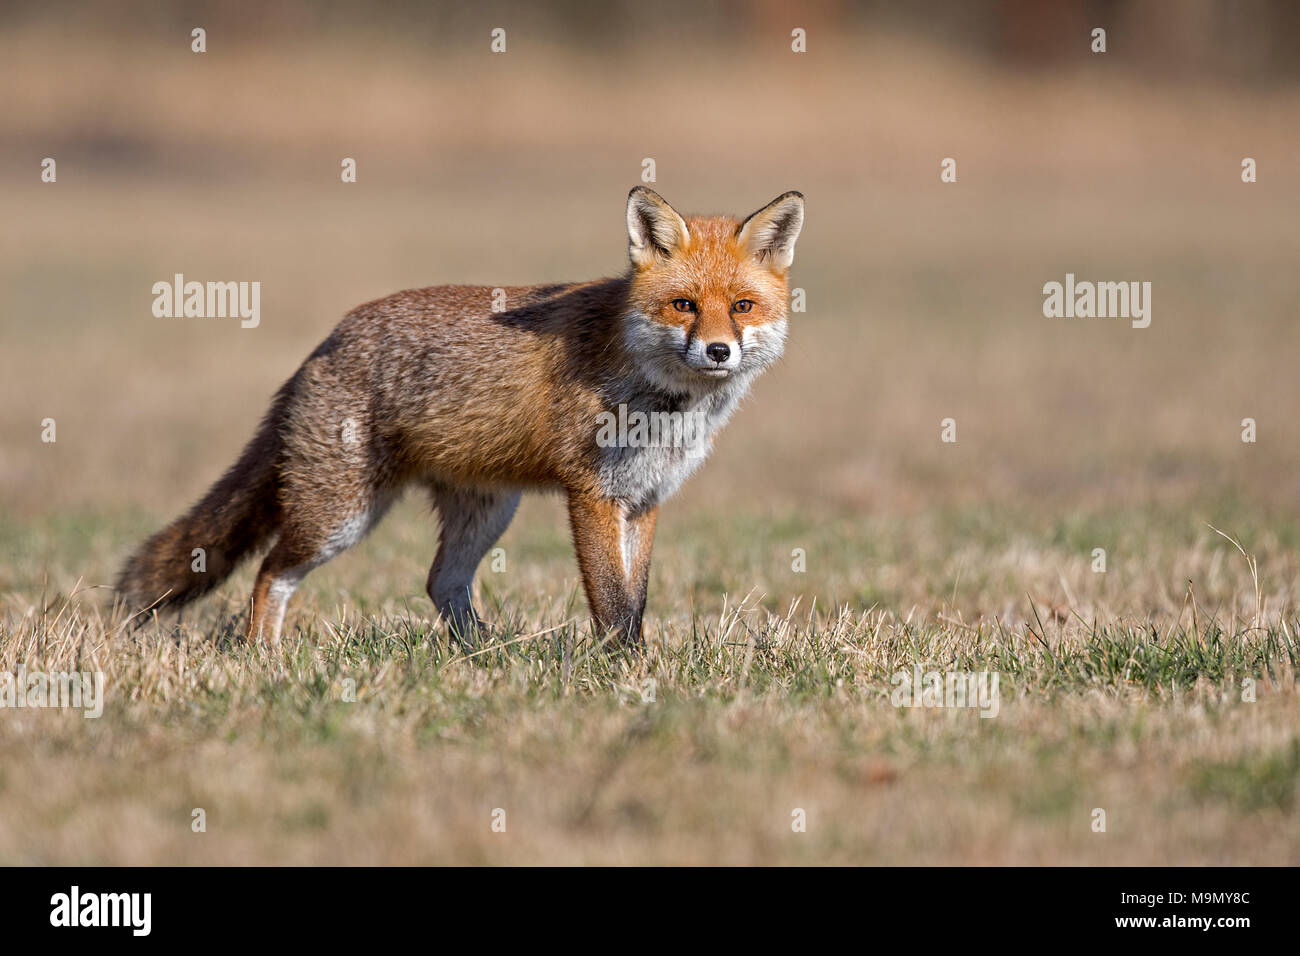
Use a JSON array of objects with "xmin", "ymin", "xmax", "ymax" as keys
[{"xmin": 705, "ymin": 343, "xmax": 731, "ymax": 364}]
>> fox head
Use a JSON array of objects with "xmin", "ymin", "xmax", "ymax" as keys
[{"xmin": 622, "ymin": 186, "xmax": 804, "ymax": 394}]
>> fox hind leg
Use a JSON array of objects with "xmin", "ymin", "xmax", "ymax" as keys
[
  {"xmin": 428, "ymin": 485, "xmax": 521, "ymax": 643},
  {"xmin": 248, "ymin": 543, "xmax": 309, "ymax": 644},
  {"xmin": 247, "ymin": 497, "xmax": 392, "ymax": 643}
]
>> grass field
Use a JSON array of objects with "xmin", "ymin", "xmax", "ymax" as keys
[
  {"xmin": 3, "ymin": 493, "xmax": 1299, "ymax": 863},
  {"xmin": 3, "ymin": 500, "xmax": 1300, "ymax": 864},
  {"xmin": 2, "ymin": 19, "xmax": 1300, "ymax": 864}
]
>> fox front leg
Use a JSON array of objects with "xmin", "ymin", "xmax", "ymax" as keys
[{"xmin": 566, "ymin": 492, "xmax": 658, "ymax": 648}]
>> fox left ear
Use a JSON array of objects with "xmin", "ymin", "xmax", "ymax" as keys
[
  {"xmin": 737, "ymin": 191, "xmax": 804, "ymax": 271},
  {"xmin": 627, "ymin": 186, "xmax": 691, "ymax": 269}
]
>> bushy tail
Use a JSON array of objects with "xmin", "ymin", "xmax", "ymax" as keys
[{"xmin": 115, "ymin": 382, "xmax": 293, "ymax": 620}]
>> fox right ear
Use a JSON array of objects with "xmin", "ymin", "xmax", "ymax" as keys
[
  {"xmin": 626, "ymin": 186, "xmax": 690, "ymax": 268},
  {"xmin": 738, "ymin": 191, "xmax": 804, "ymax": 271}
]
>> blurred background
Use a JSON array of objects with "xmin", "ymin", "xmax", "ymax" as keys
[{"xmin": 3, "ymin": 0, "xmax": 1300, "ymax": 620}]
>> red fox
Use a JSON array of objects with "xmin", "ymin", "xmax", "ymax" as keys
[{"xmin": 116, "ymin": 187, "xmax": 804, "ymax": 646}]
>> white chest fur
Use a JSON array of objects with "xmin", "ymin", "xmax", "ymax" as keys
[{"xmin": 597, "ymin": 377, "xmax": 751, "ymax": 509}]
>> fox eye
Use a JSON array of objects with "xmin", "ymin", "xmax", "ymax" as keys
[
  {"xmin": 671, "ymin": 299, "xmax": 695, "ymax": 313},
  {"xmin": 732, "ymin": 299, "xmax": 755, "ymax": 314}
]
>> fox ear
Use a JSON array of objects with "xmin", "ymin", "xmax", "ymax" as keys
[
  {"xmin": 737, "ymin": 191, "xmax": 804, "ymax": 271},
  {"xmin": 626, "ymin": 186, "xmax": 690, "ymax": 268}
]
